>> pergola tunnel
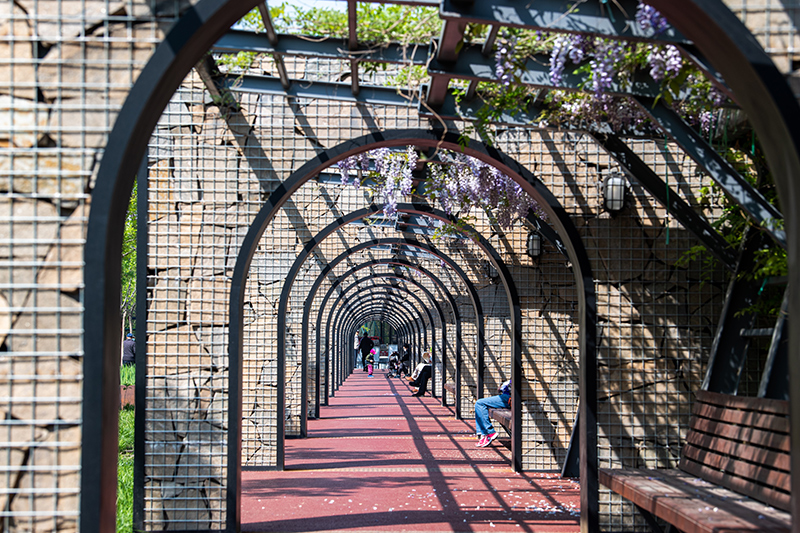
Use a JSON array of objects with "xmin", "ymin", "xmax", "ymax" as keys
[{"xmin": 0, "ymin": 1, "xmax": 799, "ymax": 533}]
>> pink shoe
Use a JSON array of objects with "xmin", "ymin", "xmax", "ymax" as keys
[
  {"xmin": 475, "ymin": 435, "xmax": 487, "ymax": 447},
  {"xmin": 479, "ymin": 432, "xmax": 498, "ymax": 447}
]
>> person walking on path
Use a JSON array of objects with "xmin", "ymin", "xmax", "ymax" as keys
[
  {"xmin": 366, "ymin": 349, "xmax": 376, "ymax": 377},
  {"xmin": 474, "ymin": 379, "xmax": 511, "ymax": 447},
  {"xmin": 358, "ymin": 335, "xmax": 374, "ymax": 372},
  {"xmin": 122, "ymin": 332, "xmax": 136, "ymax": 366}
]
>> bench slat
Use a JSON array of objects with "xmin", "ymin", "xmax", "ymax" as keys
[
  {"xmin": 690, "ymin": 416, "xmax": 791, "ymax": 453},
  {"xmin": 681, "ymin": 443, "xmax": 790, "ymax": 491},
  {"xmin": 599, "ymin": 468, "xmax": 791, "ymax": 533},
  {"xmin": 696, "ymin": 390, "xmax": 789, "ymax": 416},
  {"xmin": 685, "ymin": 429, "xmax": 790, "ymax": 473},
  {"xmin": 489, "ymin": 408, "xmax": 512, "ymax": 431},
  {"xmin": 680, "ymin": 456, "xmax": 791, "ymax": 512},
  {"xmin": 692, "ymin": 401, "xmax": 789, "ymax": 434}
]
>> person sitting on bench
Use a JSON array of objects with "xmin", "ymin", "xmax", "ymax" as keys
[
  {"xmin": 474, "ymin": 379, "xmax": 511, "ymax": 448},
  {"xmin": 409, "ymin": 351, "xmax": 431, "ymax": 397}
]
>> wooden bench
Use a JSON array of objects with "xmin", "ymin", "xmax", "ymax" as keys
[
  {"xmin": 600, "ymin": 390, "xmax": 791, "ymax": 533},
  {"xmin": 489, "ymin": 407, "xmax": 511, "ymax": 432}
]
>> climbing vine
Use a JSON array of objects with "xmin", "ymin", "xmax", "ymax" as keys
[{"xmin": 223, "ymin": 2, "xmax": 787, "ymax": 303}]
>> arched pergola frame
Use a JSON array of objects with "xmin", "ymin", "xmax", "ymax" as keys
[
  {"xmin": 267, "ymin": 203, "xmax": 518, "ymax": 448},
  {"xmin": 322, "ymin": 277, "xmax": 451, "ymax": 407},
  {"xmin": 82, "ymin": 1, "xmax": 800, "ymax": 531},
  {"xmin": 317, "ymin": 253, "xmax": 483, "ymax": 417},
  {"xmin": 338, "ymin": 296, "xmax": 432, "ymax": 373},
  {"xmin": 305, "ymin": 240, "xmax": 466, "ymax": 410},
  {"xmin": 338, "ymin": 301, "xmax": 423, "ymax": 383},
  {"xmin": 311, "ymin": 271, "xmax": 456, "ymax": 411},
  {"xmin": 329, "ymin": 273, "xmax": 462, "ymax": 408}
]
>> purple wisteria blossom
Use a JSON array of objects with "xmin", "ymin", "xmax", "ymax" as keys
[
  {"xmin": 636, "ymin": 2, "xmax": 669, "ymax": 35},
  {"xmin": 647, "ymin": 44, "xmax": 682, "ymax": 82},
  {"xmin": 589, "ymin": 40, "xmax": 624, "ymax": 96},
  {"xmin": 549, "ymin": 36, "xmax": 570, "ymax": 86},
  {"xmin": 337, "ymin": 147, "xmax": 545, "ymax": 231},
  {"xmin": 494, "ymin": 35, "xmax": 517, "ymax": 86}
]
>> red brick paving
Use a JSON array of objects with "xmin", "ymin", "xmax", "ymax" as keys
[{"xmin": 242, "ymin": 370, "xmax": 580, "ymax": 532}]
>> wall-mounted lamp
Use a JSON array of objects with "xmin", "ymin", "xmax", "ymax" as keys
[
  {"xmin": 483, "ymin": 261, "xmax": 499, "ymax": 281},
  {"xmin": 527, "ymin": 231, "xmax": 542, "ymax": 258},
  {"xmin": 601, "ymin": 172, "xmax": 628, "ymax": 213}
]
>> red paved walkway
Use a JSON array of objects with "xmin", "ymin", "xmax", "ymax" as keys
[{"xmin": 242, "ymin": 370, "xmax": 580, "ymax": 532}]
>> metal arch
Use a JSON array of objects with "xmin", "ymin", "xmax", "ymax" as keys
[
  {"xmin": 333, "ymin": 293, "xmax": 431, "ymax": 379},
  {"xmin": 338, "ymin": 274, "xmax": 461, "ymax": 410},
  {"xmin": 338, "ymin": 307, "xmax": 411, "ymax": 390},
  {"xmin": 82, "ymin": 0, "xmax": 264, "ymax": 531},
  {"xmin": 322, "ymin": 290, "xmax": 415, "ymax": 411},
  {"xmin": 339, "ymin": 308, "xmax": 410, "ymax": 388},
  {"xmin": 276, "ymin": 202, "xmax": 494, "ymax": 410},
  {"xmin": 325, "ymin": 266, "xmax": 455, "ymax": 401},
  {"xmin": 314, "ymin": 273, "xmax": 458, "ymax": 414},
  {"xmin": 304, "ymin": 238, "xmax": 476, "ymax": 407},
  {"xmin": 84, "ymin": 0, "xmax": 800, "ymax": 531},
  {"xmin": 224, "ymin": 128, "xmax": 592, "ymax": 510},
  {"xmin": 337, "ymin": 297, "xmax": 422, "ymax": 384},
  {"xmin": 339, "ymin": 304, "xmax": 417, "ymax": 377},
  {"xmin": 328, "ymin": 285, "xmax": 437, "ymax": 393},
  {"xmin": 329, "ymin": 281, "xmax": 444, "ymax": 391},
  {"xmin": 337, "ymin": 301, "xmax": 423, "ymax": 384},
  {"xmin": 290, "ymin": 231, "xmax": 468, "ymax": 412},
  {"xmin": 270, "ymin": 200, "xmax": 523, "ymax": 466},
  {"xmin": 626, "ymin": 4, "xmax": 800, "ymax": 530},
  {"xmin": 314, "ymin": 252, "xmax": 483, "ymax": 419},
  {"xmin": 321, "ymin": 292, "xmax": 419, "ymax": 404}
]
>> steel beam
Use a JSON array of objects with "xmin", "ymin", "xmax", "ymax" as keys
[
  {"xmin": 214, "ymin": 30, "xmax": 429, "ymax": 64},
  {"xmin": 635, "ymin": 97, "xmax": 786, "ymax": 248},
  {"xmin": 440, "ymin": 0, "xmax": 690, "ymax": 44},
  {"xmin": 703, "ymin": 229, "xmax": 769, "ymax": 394},
  {"xmin": 428, "ymin": 42, "xmax": 663, "ymax": 99},
  {"xmin": 758, "ymin": 287, "xmax": 789, "ymax": 401},
  {"xmin": 222, "ymin": 74, "xmax": 416, "ymax": 106}
]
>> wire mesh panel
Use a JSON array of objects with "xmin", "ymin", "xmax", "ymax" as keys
[
  {"xmin": 493, "ymin": 129, "xmax": 725, "ymax": 528},
  {"xmin": 0, "ymin": 0, "xmax": 170, "ymax": 530},
  {"xmin": 2, "ymin": 2, "xmax": 796, "ymax": 532}
]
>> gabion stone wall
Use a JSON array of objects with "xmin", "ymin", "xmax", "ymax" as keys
[
  {"xmin": 0, "ymin": 1, "xmax": 181, "ymax": 530},
  {"xmin": 0, "ymin": 1, "xmax": 797, "ymax": 532}
]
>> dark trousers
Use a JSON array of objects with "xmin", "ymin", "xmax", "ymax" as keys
[{"xmin": 410, "ymin": 365, "xmax": 432, "ymax": 394}]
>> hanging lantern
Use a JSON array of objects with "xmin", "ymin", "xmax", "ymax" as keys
[
  {"xmin": 602, "ymin": 172, "xmax": 627, "ymax": 213},
  {"xmin": 527, "ymin": 232, "xmax": 542, "ymax": 258}
]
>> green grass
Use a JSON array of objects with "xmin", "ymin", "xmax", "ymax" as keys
[
  {"xmin": 120, "ymin": 364, "xmax": 136, "ymax": 387},
  {"xmin": 117, "ymin": 405, "xmax": 135, "ymax": 533}
]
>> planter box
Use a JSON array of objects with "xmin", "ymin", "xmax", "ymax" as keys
[{"xmin": 120, "ymin": 385, "xmax": 135, "ymax": 409}]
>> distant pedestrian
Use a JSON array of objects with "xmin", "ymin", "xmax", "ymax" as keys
[
  {"xmin": 366, "ymin": 349, "xmax": 376, "ymax": 377},
  {"xmin": 122, "ymin": 333, "xmax": 135, "ymax": 366},
  {"xmin": 358, "ymin": 335, "xmax": 374, "ymax": 372}
]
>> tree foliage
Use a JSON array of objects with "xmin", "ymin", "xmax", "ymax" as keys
[{"xmin": 121, "ymin": 182, "xmax": 136, "ymax": 334}]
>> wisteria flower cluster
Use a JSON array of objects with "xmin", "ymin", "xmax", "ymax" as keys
[
  {"xmin": 337, "ymin": 147, "xmax": 545, "ymax": 230},
  {"xmin": 646, "ymin": 44, "xmax": 682, "ymax": 82},
  {"xmin": 506, "ymin": 2, "xmax": 725, "ymax": 134},
  {"xmin": 635, "ymin": 2, "xmax": 670, "ymax": 35},
  {"xmin": 494, "ymin": 35, "xmax": 518, "ymax": 86}
]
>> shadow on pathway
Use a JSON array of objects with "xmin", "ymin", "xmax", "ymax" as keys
[{"xmin": 242, "ymin": 370, "xmax": 580, "ymax": 532}]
